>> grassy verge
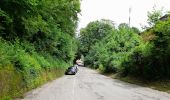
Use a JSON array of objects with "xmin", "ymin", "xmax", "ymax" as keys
[
  {"xmin": 0, "ymin": 66, "xmax": 65, "ymax": 100},
  {"xmin": 0, "ymin": 38, "xmax": 70, "ymax": 100},
  {"xmin": 102, "ymin": 72, "xmax": 170, "ymax": 94}
]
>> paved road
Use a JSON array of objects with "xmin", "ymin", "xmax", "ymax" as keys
[{"xmin": 19, "ymin": 67, "xmax": 170, "ymax": 100}]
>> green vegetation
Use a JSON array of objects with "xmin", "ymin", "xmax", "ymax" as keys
[
  {"xmin": 1, "ymin": 0, "xmax": 170, "ymax": 98},
  {"xmin": 0, "ymin": 0, "xmax": 80, "ymax": 99},
  {"xmin": 80, "ymin": 20, "xmax": 141, "ymax": 73},
  {"xmin": 79, "ymin": 9, "xmax": 170, "ymax": 81}
]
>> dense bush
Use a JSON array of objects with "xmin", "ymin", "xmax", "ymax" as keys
[
  {"xmin": 0, "ymin": 33, "xmax": 73, "ymax": 99},
  {"xmin": 123, "ymin": 17, "xmax": 170, "ymax": 79},
  {"xmin": 121, "ymin": 42, "xmax": 153, "ymax": 77}
]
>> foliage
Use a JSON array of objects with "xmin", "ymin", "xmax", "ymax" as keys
[
  {"xmin": 80, "ymin": 21, "xmax": 141, "ymax": 73},
  {"xmin": 79, "ymin": 6, "xmax": 170, "ymax": 80},
  {"xmin": 151, "ymin": 17, "xmax": 170, "ymax": 77},
  {"xmin": 123, "ymin": 16, "xmax": 170, "ymax": 79},
  {"xmin": 0, "ymin": 0, "xmax": 80, "ymax": 60},
  {"xmin": 0, "ymin": 31, "xmax": 72, "ymax": 99},
  {"xmin": 80, "ymin": 15, "xmax": 170, "ymax": 80},
  {"xmin": 121, "ymin": 42, "xmax": 153, "ymax": 77},
  {"xmin": 147, "ymin": 6, "xmax": 163, "ymax": 27},
  {"xmin": 131, "ymin": 27, "xmax": 141, "ymax": 34},
  {"xmin": 79, "ymin": 19, "xmax": 114, "ymax": 56},
  {"xmin": 0, "ymin": 0, "xmax": 80, "ymax": 99}
]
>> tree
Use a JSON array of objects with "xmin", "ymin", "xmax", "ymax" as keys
[
  {"xmin": 80, "ymin": 21, "xmax": 141, "ymax": 72},
  {"xmin": 147, "ymin": 6, "xmax": 163, "ymax": 27},
  {"xmin": 79, "ymin": 20, "xmax": 114, "ymax": 55},
  {"xmin": 0, "ymin": 0, "xmax": 81, "ymax": 62},
  {"xmin": 131, "ymin": 27, "xmax": 140, "ymax": 34}
]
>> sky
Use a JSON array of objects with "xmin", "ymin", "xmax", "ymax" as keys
[{"xmin": 78, "ymin": 0, "xmax": 170, "ymax": 31}]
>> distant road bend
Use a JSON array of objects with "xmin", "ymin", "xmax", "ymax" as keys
[{"xmin": 18, "ymin": 67, "xmax": 170, "ymax": 100}]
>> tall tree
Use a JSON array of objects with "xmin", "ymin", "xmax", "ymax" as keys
[{"xmin": 79, "ymin": 20, "xmax": 114, "ymax": 55}]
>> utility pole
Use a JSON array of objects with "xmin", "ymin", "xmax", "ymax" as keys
[{"xmin": 129, "ymin": 7, "xmax": 132, "ymax": 27}]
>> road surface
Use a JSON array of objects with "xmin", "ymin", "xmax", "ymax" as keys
[{"xmin": 18, "ymin": 67, "xmax": 170, "ymax": 100}]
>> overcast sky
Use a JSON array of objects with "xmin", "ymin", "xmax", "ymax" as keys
[{"xmin": 78, "ymin": 0, "xmax": 170, "ymax": 30}]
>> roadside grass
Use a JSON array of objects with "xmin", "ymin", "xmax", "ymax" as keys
[
  {"xmin": 0, "ymin": 38, "xmax": 69, "ymax": 100},
  {"xmin": 100, "ymin": 71, "xmax": 170, "ymax": 94},
  {"xmin": 0, "ymin": 68, "xmax": 65, "ymax": 100}
]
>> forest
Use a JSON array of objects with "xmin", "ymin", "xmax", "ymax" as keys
[{"xmin": 0, "ymin": 0, "xmax": 80, "ymax": 99}]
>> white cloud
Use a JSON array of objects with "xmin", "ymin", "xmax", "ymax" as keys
[{"xmin": 78, "ymin": 0, "xmax": 170, "ymax": 30}]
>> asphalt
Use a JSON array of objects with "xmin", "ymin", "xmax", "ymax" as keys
[{"xmin": 18, "ymin": 67, "xmax": 170, "ymax": 100}]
